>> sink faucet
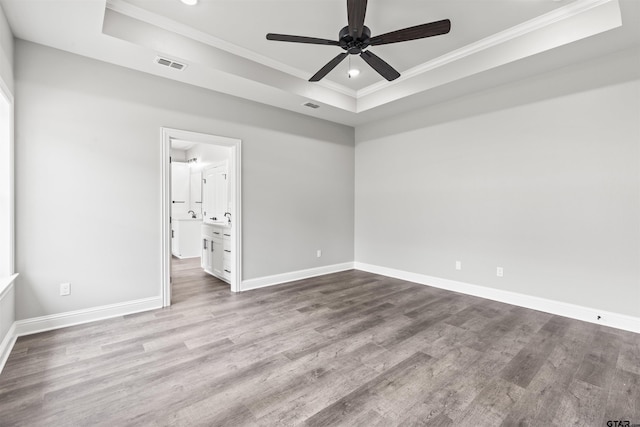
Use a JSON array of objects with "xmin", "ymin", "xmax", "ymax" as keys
[
  {"xmin": 224, "ymin": 212, "xmax": 232, "ymax": 223},
  {"xmin": 187, "ymin": 210, "xmax": 196, "ymax": 219}
]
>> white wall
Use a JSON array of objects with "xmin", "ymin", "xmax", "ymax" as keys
[
  {"xmin": 170, "ymin": 149, "xmax": 186, "ymax": 162},
  {"xmin": 355, "ymin": 48, "xmax": 640, "ymax": 319},
  {"xmin": 186, "ymin": 143, "xmax": 230, "ymax": 172},
  {"xmin": 14, "ymin": 40, "xmax": 354, "ymax": 320}
]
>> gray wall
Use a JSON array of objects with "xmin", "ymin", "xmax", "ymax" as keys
[
  {"xmin": 355, "ymin": 48, "xmax": 640, "ymax": 318},
  {"xmin": 11, "ymin": 36, "xmax": 640, "ymax": 323},
  {"xmin": 0, "ymin": 4, "xmax": 13, "ymax": 350},
  {"xmin": 0, "ymin": 3, "xmax": 12, "ymax": 93},
  {"xmin": 15, "ymin": 40, "xmax": 354, "ymax": 320}
]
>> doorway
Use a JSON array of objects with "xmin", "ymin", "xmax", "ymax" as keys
[{"xmin": 161, "ymin": 128, "xmax": 242, "ymax": 307}]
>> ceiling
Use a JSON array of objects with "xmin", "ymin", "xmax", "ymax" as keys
[
  {"xmin": 171, "ymin": 139, "xmax": 196, "ymax": 152},
  {"xmin": 1, "ymin": 0, "xmax": 639, "ymax": 126}
]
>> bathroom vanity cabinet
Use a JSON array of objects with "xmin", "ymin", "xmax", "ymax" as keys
[{"xmin": 202, "ymin": 223, "xmax": 231, "ymax": 283}]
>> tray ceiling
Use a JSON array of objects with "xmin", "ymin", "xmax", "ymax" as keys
[{"xmin": 1, "ymin": 0, "xmax": 638, "ymax": 125}]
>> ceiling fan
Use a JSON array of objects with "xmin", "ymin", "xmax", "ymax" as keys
[{"xmin": 266, "ymin": 0, "xmax": 451, "ymax": 82}]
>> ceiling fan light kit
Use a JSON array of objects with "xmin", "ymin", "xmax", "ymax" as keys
[{"xmin": 266, "ymin": 0, "xmax": 451, "ymax": 82}]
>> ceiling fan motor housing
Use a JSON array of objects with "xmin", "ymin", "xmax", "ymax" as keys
[{"xmin": 339, "ymin": 26, "xmax": 371, "ymax": 54}]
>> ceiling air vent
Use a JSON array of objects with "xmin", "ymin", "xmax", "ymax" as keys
[
  {"xmin": 302, "ymin": 102, "xmax": 320, "ymax": 109},
  {"xmin": 154, "ymin": 56, "xmax": 187, "ymax": 71}
]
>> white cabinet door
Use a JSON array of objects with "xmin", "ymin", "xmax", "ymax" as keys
[
  {"xmin": 171, "ymin": 162, "xmax": 190, "ymax": 218},
  {"xmin": 201, "ymin": 237, "xmax": 210, "ymax": 270},
  {"xmin": 201, "ymin": 224, "xmax": 231, "ymax": 283},
  {"xmin": 207, "ymin": 240, "xmax": 215, "ymax": 273},
  {"xmin": 172, "ymin": 220, "xmax": 201, "ymax": 259},
  {"xmin": 171, "ymin": 223, "xmax": 179, "ymax": 257},
  {"xmin": 212, "ymin": 238, "xmax": 223, "ymax": 277}
]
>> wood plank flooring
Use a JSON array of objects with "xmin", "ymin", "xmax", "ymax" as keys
[{"xmin": 1, "ymin": 257, "xmax": 639, "ymax": 426}]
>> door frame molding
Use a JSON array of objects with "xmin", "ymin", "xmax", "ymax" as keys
[
  {"xmin": 161, "ymin": 127, "xmax": 242, "ymax": 306},
  {"xmin": 0, "ymin": 77, "xmax": 15, "ymax": 279}
]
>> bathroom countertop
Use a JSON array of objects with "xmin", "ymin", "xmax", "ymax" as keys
[{"xmin": 204, "ymin": 221, "xmax": 232, "ymax": 228}]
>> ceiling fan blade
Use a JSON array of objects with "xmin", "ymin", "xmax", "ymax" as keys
[
  {"xmin": 309, "ymin": 52, "xmax": 349, "ymax": 82},
  {"xmin": 347, "ymin": 0, "xmax": 368, "ymax": 39},
  {"xmin": 266, "ymin": 33, "xmax": 340, "ymax": 46},
  {"xmin": 369, "ymin": 19, "xmax": 451, "ymax": 46},
  {"xmin": 360, "ymin": 50, "xmax": 400, "ymax": 81}
]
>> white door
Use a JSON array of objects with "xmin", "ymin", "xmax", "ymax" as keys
[
  {"xmin": 171, "ymin": 162, "xmax": 190, "ymax": 218},
  {"xmin": 189, "ymin": 172, "xmax": 202, "ymax": 217},
  {"xmin": 202, "ymin": 162, "xmax": 228, "ymax": 223},
  {"xmin": 214, "ymin": 168, "xmax": 228, "ymax": 217},
  {"xmin": 202, "ymin": 167, "xmax": 215, "ymax": 221}
]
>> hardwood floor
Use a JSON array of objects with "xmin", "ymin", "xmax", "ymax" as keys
[{"xmin": 1, "ymin": 257, "xmax": 639, "ymax": 426}]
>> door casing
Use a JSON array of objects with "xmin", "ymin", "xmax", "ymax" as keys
[{"xmin": 161, "ymin": 127, "xmax": 242, "ymax": 306}]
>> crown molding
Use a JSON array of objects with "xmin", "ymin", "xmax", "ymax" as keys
[
  {"xmin": 358, "ymin": 0, "xmax": 617, "ymax": 97},
  {"xmin": 105, "ymin": 0, "xmax": 357, "ymax": 98}
]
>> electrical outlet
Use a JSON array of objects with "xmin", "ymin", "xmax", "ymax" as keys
[
  {"xmin": 496, "ymin": 267, "xmax": 504, "ymax": 277},
  {"xmin": 455, "ymin": 261, "xmax": 462, "ymax": 271},
  {"xmin": 60, "ymin": 283, "xmax": 71, "ymax": 296},
  {"xmin": 316, "ymin": 250, "xmax": 322, "ymax": 258}
]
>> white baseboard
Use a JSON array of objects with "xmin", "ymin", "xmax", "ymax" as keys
[
  {"xmin": 0, "ymin": 322, "xmax": 17, "ymax": 374},
  {"xmin": 172, "ymin": 254, "xmax": 200, "ymax": 260},
  {"xmin": 354, "ymin": 262, "xmax": 640, "ymax": 334},
  {"xmin": 13, "ymin": 296, "xmax": 163, "ymax": 337},
  {"xmin": 242, "ymin": 262, "xmax": 354, "ymax": 292}
]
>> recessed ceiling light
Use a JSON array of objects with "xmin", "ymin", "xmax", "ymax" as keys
[
  {"xmin": 180, "ymin": 0, "xmax": 198, "ymax": 5},
  {"xmin": 348, "ymin": 68, "xmax": 360, "ymax": 78}
]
